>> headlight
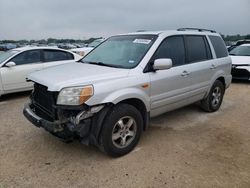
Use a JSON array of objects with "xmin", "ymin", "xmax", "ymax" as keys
[{"xmin": 57, "ymin": 85, "xmax": 94, "ymax": 105}]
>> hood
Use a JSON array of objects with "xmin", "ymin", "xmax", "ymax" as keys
[
  {"xmin": 28, "ymin": 62, "xmax": 129, "ymax": 91},
  {"xmin": 230, "ymin": 56, "xmax": 250, "ymax": 65}
]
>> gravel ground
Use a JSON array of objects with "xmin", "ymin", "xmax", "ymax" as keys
[{"xmin": 0, "ymin": 82, "xmax": 250, "ymax": 188}]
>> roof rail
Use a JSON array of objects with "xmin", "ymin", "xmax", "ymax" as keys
[{"xmin": 177, "ymin": 28, "xmax": 216, "ymax": 33}]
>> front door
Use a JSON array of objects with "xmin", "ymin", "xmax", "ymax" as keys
[
  {"xmin": 0, "ymin": 50, "xmax": 43, "ymax": 91},
  {"xmin": 149, "ymin": 35, "xmax": 192, "ymax": 117}
]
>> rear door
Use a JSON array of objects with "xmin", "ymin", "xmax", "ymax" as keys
[
  {"xmin": 42, "ymin": 49, "xmax": 75, "ymax": 68},
  {"xmin": 0, "ymin": 50, "xmax": 43, "ymax": 91},
  {"xmin": 183, "ymin": 35, "xmax": 214, "ymax": 101},
  {"xmin": 149, "ymin": 35, "xmax": 193, "ymax": 117}
]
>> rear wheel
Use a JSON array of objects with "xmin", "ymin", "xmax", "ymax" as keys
[
  {"xmin": 100, "ymin": 104, "xmax": 143, "ymax": 157},
  {"xmin": 200, "ymin": 80, "xmax": 225, "ymax": 112}
]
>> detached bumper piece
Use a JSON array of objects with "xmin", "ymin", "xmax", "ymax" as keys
[
  {"xmin": 23, "ymin": 104, "xmax": 76, "ymax": 142},
  {"xmin": 231, "ymin": 66, "xmax": 250, "ymax": 80},
  {"xmin": 23, "ymin": 104, "xmax": 64, "ymax": 133}
]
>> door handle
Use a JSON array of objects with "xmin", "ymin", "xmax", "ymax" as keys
[
  {"xmin": 210, "ymin": 64, "xmax": 217, "ymax": 69},
  {"xmin": 181, "ymin": 70, "xmax": 190, "ymax": 77}
]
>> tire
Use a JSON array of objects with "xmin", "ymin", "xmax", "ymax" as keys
[
  {"xmin": 200, "ymin": 80, "xmax": 225, "ymax": 112},
  {"xmin": 99, "ymin": 104, "xmax": 143, "ymax": 157}
]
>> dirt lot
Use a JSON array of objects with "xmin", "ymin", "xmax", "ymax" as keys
[{"xmin": 0, "ymin": 82, "xmax": 250, "ymax": 188}]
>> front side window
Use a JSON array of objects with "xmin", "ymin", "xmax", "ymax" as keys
[
  {"xmin": 43, "ymin": 50, "xmax": 74, "ymax": 62},
  {"xmin": 0, "ymin": 50, "xmax": 18, "ymax": 64},
  {"xmin": 151, "ymin": 36, "xmax": 185, "ymax": 66},
  {"xmin": 82, "ymin": 35, "xmax": 157, "ymax": 69},
  {"xmin": 10, "ymin": 50, "xmax": 41, "ymax": 65},
  {"xmin": 186, "ymin": 36, "xmax": 210, "ymax": 63},
  {"xmin": 229, "ymin": 46, "xmax": 250, "ymax": 56}
]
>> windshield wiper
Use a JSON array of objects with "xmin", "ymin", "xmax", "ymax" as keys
[{"xmin": 82, "ymin": 61, "xmax": 124, "ymax": 68}]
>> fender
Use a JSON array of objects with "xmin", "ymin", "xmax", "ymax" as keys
[
  {"xmin": 204, "ymin": 70, "xmax": 228, "ymax": 98},
  {"xmin": 88, "ymin": 87, "xmax": 151, "ymax": 112}
]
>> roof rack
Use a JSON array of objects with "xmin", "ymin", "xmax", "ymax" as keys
[{"xmin": 177, "ymin": 28, "xmax": 216, "ymax": 33}]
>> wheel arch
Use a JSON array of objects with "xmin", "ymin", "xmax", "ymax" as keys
[
  {"xmin": 117, "ymin": 98, "xmax": 149, "ymax": 131},
  {"xmin": 216, "ymin": 76, "xmax": 226, "ymax": 89}
]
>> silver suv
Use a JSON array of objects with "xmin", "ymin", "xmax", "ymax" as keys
[{"xmin": 23, "ymin": 28, "xmax": 232, "ymax": 157}]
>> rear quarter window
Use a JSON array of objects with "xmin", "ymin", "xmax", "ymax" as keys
[{"xmin": 209, "ymin": 36, "xmax": 228, "ymax": 58}]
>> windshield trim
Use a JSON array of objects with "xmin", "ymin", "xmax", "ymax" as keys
[{"xmin": 80, "ymin": 34, "xmax": 158, "ymax": 69}]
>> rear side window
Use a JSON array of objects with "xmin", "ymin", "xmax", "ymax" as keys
[
  {"xmin": 185, "ymin": 36, "xmax": 211, "ymax": 63},
  {"xmin": 152, "ymin": 36, "xmax": 185, "ymax": 66},
  {"xmin": 209, "ymin": 35, "xmax": 228, "ymax": 58},
  {"xmin": 43, "ymin": 50, "xmax": 74, "ymax": 62}
]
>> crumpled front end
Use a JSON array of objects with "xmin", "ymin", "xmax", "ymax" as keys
[{"xmin": 23, "ymin": 83, "xmax": 109, "ymax": 145}]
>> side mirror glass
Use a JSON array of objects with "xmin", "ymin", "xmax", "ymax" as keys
[
  {"xmin": 153, "ymin": 58, "xmax": 172, "ymax": 71},
  {"xmin": 5, "ymin": 61, "xmax": 16, "ymax": 67}
]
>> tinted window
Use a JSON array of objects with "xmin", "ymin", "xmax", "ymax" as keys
[
  {"xmin": 44, "ymin": 50, "xmax": 74, "ymax": 62},
  {"xmin": 152, "ymin": 36, "xmax": 185, "ymax": 66},
  {"xmin": 10, "ymin": 50, "xmax": 41, "ymax": 65},
  {"xmin": 209, "ymin": 35, "xmax": 228, "ymax": 58},
  {"xmin": 186, "ymin": 36, "xmax": 209, "ymax": 63}
]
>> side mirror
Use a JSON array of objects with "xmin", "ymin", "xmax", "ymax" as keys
[
  {"xmin": 5, "ymin": 61, "xmax": 16, "ymax": 67},
  {"xmin": 153, "ymin": 58, "xmax": 172, "ymax": 71}
]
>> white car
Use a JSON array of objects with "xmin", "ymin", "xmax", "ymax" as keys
[
  {"xmin": 230, "ymin": 44, "xmax": 250, "ymax": 80},
  {"xmin": 0, "ymin": 47, "xmax": 81, "ymax": 97},
  {"xmin": 71, "ymin": 39, "xmax": 105, "ymax": 56}
]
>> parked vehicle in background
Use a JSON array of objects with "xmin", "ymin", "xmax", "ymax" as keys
[
  {"xmin": 23, "ymin": 28, "xmax": 232, "ymax": 157},
  {"xmin": 71, "ymin": 38, "xmax": 105, "ymax": 56},
  {"xmin": 228, "ymin": 40, "xmax": 250, "ymax": 52},
  {"xmin": 230, "ymin": 44, "xmax": 250, "ymax": 80},
  {"xmin": 58, "ymin": 43, "xmax": 77, "ymax": 50},
  {"xmin": 0, "ymin": 47, "xmax": 81, "ymax": 97},
  {"xmin": 0, "ymin": 43, "xmax": 17, "ymax": 51}
]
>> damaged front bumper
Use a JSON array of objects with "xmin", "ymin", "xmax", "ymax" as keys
[{"xmin": 23, "ymin": 102, "xmax": 108, "ymax": 145}]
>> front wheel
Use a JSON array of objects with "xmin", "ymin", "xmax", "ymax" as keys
[
  {"xmin": 100, "ymin": 104, "xmax": 143, "ymax": 157},
  {"xmin": 200, "ymin": 80, "xmax": 225, "ymax": 112}
]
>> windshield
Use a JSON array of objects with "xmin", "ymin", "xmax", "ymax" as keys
[
  {"xmin": 229, "ymin": 46, "xmax": 250, "ymax": 56},
  {"xmin": 81, "ymin": 35, "xmax": 157, "ymax": 69},
  {"xmin": 88, "ymin": 39, "xmax": 104, "ymax": 48},
  {"xmin": 0, "ymin": 50, "xmax": 18, "ymax": 64}
]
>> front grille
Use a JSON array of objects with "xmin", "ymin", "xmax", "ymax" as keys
[
  {"xmin": 231, "ymin": 68, "xmax": 250, "ymax": 78},
  {"xmin": 32, "ymin": 83, "xmax": 57, "ymax": 121}
]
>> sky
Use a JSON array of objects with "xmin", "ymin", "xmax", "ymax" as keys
[{"xmin": 0, "ymin": 0, "xmax": 249, "ymax": 40}]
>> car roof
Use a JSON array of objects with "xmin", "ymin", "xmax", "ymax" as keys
[
  {"xmin": 11, "ymin": 46, "xmax": 71, "ymax": 52},
  {"xmin": 118, "ymin": 29, "xmax": 220, "ymax": 37}
]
